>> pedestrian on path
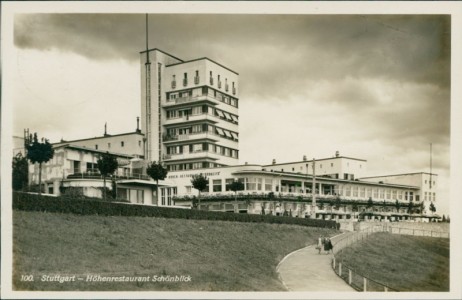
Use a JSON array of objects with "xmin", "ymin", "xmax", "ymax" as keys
[
  {"xmin": 316, "ymin": 236, "xmax": 325, "ymax": 254},
  {"xmin": 325, "ymin": 238, "xmax": 333, "ymax": 254}
]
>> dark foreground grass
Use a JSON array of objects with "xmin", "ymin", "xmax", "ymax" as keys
[
  {"xmin": 336, "ymin": 232, "xmax": 449, "ymax": 291},
  {"xmin": 13, "ymin": 210, "xmax": 337, "ymax": 291}
]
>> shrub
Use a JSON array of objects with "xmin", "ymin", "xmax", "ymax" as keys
[{"xmin": 12, "ymin": 192, "xmax": 339, "ymax": 229}]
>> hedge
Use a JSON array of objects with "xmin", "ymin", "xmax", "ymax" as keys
[{"xmin": 12, "ymin": 192, "xmax": 339, "ymax": 229}]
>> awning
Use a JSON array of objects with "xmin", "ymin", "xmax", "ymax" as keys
[
  {"xmin": 223, "ymin": 111, "xmax": 233, "ymax": 121},
  {"xmin": 230, "ymin": 132, "xmax": 239, "ymax": 140},
  {"xmin": 231, "ymin": 114, "xmax": 239, "ymax": 122},
  {"xmin": 223, "ymin": 130, "xmax": 233, "ymax": 138},
  {"xmin": 216, "ymin": 127, "xmax": 225, "ymax": 135},
  {"xmin": 216, "ymin": 110, "xmax": 225, "ymax": 118}
]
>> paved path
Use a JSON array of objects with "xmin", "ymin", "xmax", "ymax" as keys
[{"xmin": 277, "ymin": 241, "xmax": 356, "ymax": 291}]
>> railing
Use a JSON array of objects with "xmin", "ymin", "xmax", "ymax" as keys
[
  {"xmin": 194, "ymin": 76, "xmax": 200, "ymax": 84},
  {"xmin": 171, "ymin": 81, "xmax": 176, "ymax": 89},
  {"xmin": 162, "ymin": 131, "xmax": 220, "ymax": 142},
  {"xmin": 330, "ymin": 224, "xmax": 449, "ymax": 291},
  {"xmin": 67, "ymin": 172, "xmax": 152, "ymax": 181},
  {"xmin": 183, "ymin": 78, "xmax": 188, "ymax": 86}
]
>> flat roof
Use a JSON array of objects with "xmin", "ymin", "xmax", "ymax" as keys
[
  {"xmin": 53, "ymin": 131, "xmax": 144, "ymax": 145},
  {"xmin": 264, "ymin": 156, "xmax": 367, "ymax": 167},
  {"xmin": 232, "ymin": 170, "xmax": 419, "ymax": 189},
  {"xmin": 139, "ymin": 48, "xmax": 184, "ymax": 63},
  {"xmin": 361, "ymin": 172, "xmax": 438, "ymax": 179},
  {"xmin": 54, "ymin": 144, "xmax": 136, "ymax": 159},
  {"xmin": 166, "ymin": 57, "xmax": 239, "ymax": 75}
]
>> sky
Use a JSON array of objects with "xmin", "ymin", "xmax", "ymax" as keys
[{"xmin": 10, "ymin": 13, "xmax": 451, "ymax": 214}]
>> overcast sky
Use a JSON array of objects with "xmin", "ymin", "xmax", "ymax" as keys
[{"xmin": 11, "ymin": 13, "xmax": 451, "ymax": 213}]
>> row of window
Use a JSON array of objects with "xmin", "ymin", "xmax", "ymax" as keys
[
  {"xmin": 167, "ymin": 87, "xmax": 238, "ymax": 108},
  {"xmin": 166, "ymin": 143, "xmax": 239, "ymax": 158},
  {"xmin": 171, "ymin": 71, "xmax": 237, "ymax": 95},
  {"xmin": 424, "ymin": 179, "xmax": 436, "ymax": 187},
  {"xmin": 167, "ymin": 162, "xmax": 225, "ymax": 171},
  {"xmin": 165, "ymin": 124, "xmax": 239, "ymax": 142},
  {"xmin": 95, "ymin": 140, "xmax": 143, "ymax": 150},
  {"xmin": 160, "ymin": 187, "xmax": 178, "ymax": 206},
  {"xmin": 424, "ymin": 192, "xmax": 436, "ymax": 201},
  {"xmin": 165, "ymin": 105, "xmax": 238, "ymax": 124}
]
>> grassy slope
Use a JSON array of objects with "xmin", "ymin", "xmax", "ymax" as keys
[
  {"xmin": 13, "ymin": 210, "xmax": 336, "ymax": 291},
  {"xmin": 336, "ymin": 232, "xmax": 449, "ymax": 291}
]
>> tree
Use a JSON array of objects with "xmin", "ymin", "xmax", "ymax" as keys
[
  {"xmin": 334, "ymin": 196, "xmax": 341, "ymax": 210},
  {"xmin": 146, "ymin": 161, "xmax": 168, "ymax": 204},
  {"xmin": 367, "ymin": 197, "xmax": 373, "ymax": 210},
  {"xmin": 26, "ymin": 133, "xmax": 54, "ymax": 195},
  {"xmin": 228, "ymin": 180, "xmax": 245, "ymax": 213},
  {"xmin": 429, "ymin": 202, "xmax": 436, "ymax": 214},
  {"xmin": 442, "ymin": 214, "xmax": 446, "ymax": 222},
  {"xmin": 395, "ymin": 199, "xmax": 401, "ymax": 213},
  {"xmin": 407, "ymin": 200, "xmax": 414, "ymax": 214},
  {"xmin": 12, "ymin": 153, "xmax": 29, "ymax": 191},
  {"xmin": 191, "ymin": 174, "xmax": 208, "ymax": 209},
  {"xmin": 97, "ymin": 152, "xmax": 118, "ymax": 200},
  {"xmin": 352, "ymin": 202, "xmax": 359, "ymax": 212}
]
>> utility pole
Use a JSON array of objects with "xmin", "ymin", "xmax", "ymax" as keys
[
  {"xmin": 145, "ymin": 13, "xmax": 152, "ymax": 162},
  {"xmin": 429, "ymin": 143, "xmax": 432, "ymax": 190},
  {"xmin": 311, "ymin": 158, "xmax": 316, "ymax": 218}
]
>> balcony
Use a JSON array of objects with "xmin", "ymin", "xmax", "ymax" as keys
[
  {"xmin": 210, "ymin": 77, "xmax": 214, "ymax": 85},
  {"xmin": 164, "ymin": 113, "xmax": 220, "ymax": 125},
  {"xmin": 171, "ymin": 81, "xmax": 176, "ymax": 89},
  {"xmin": 162, "ymin": 150, "xmax": 221, "ymax": 161},
  {"xmin": 163, "ymin": 94, "xmax": 219, "ymax": 108},
  {"xmin": 67, "ymin": 171, "xmax": 152, "ymax": 181},
  {"xmin": 163, "ymin": 131, "xmax": 220, "ymax": 143},
  {"xmin": 232, "ymin": 87, "xmax": 236, "ymax": 95},
  {"xmin": 194, "ymin": 76, "xmax": 200, "ymax": 85},
  {"xmin": 225, "ymin": 84, "xmax": 229, "ymax": 92},
  {"xmin": 183, "ymin": 78, "xmax": 188, "ymax": 87},
  {"xmin": 218, "ymin": 81, "xmax": 222, "ymax": 89}
]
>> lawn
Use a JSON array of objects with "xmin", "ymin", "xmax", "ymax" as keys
[
  {"xmin": 335, "ymin": 232, "xmax": 449, "ymax": 291},
  {"xmin": 13, "ymin": 210, "xmax": 337, "ymax": 291}
]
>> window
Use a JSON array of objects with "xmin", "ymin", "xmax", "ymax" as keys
[
  {"xmin": 186, "ymin": 186, "xmax": 192, "ymax": 194},
  {"xmin": 121, "ymin": 141, "xmax": 124, "ymax": 147},
  {"xmin": 108, "ymin": 143, "xmax": 111, "ymax": 149},
  {"xmin": 138, "ymin": 141, "xmax": 141, "ymax": 147},
  {"xmin": 331, "ymin": 163, "xmax": 334, "ymax": 167},
  {"xmin": 257, "ymin": 178, "xmax": 263, "ymax": 190},
  {"xmin": 95, "ymin": 145, "xmax": 98, "ymax": 150},
  {"xmin": 265, "ymin": 178, "xmax": 272, "ymax": 191},
  {"xmin": 172, "ymin": 75, "xmax": 176, "ymax": 89},
  {"xmin": 225, "ymin": 179, "xmax": 234, "ymax": 191},
  {"xmin": 194, "ymin": 70, "xmax": 200, "ymax": 84},
  {"xmin": 213, "ymin": 179, "xmax": 222, "ymax": 192},
  {"xmin": 183, "ymin": 73, "xmax": 188, "ymax": 86}
]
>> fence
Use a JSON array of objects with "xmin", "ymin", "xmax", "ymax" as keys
[{"xmin": 330, "ymin": 224, "xmax": 449, "ymax": 292}]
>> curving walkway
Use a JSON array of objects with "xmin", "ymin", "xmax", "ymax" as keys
[{"xmin": 277, "ymin": 237, "xmax": 355, "ymax": 291}]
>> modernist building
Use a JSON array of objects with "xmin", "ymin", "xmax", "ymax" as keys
[
  {"xmin": 140, "ymin": 49, "xmax": 239, "ymax": 172},
  {"xmin": 16, "ymin": 48, "xmax": 439, "ymax": 220}
]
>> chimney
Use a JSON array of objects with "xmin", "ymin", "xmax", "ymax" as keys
[
  {"xmin": 303, "ymin": 155, "xmax": 307, "ymax": 161},
  {"xmin": 136, "ymin": 117, "xmax": 140, "ymax": 133},
  {"xmin": 104, "ymin": 123, "xmax": 107, "ymax": 136},
  {"xmin": 335, "ymin": 151, "xmax": 340, "ymax": 158},
  {"xmin": 272, "ymin": 159, "xmax": 276, "ymax": 165}
]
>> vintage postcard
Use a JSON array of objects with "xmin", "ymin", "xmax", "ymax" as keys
[{"xmin": 1, "ymin": 1, "xmax": 461, "ymax": 299}]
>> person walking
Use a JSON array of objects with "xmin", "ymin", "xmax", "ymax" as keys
[
  {"xmin": 324, "ymin": 237, "xmax": 330, "ymax": 254},
  {"xmin": 316, "ymin": 236, "xmax": 324, "ymax": 254},
  {"xmin": 326, "ymin": 238, "xmax": 334, "ymax": 254}
]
